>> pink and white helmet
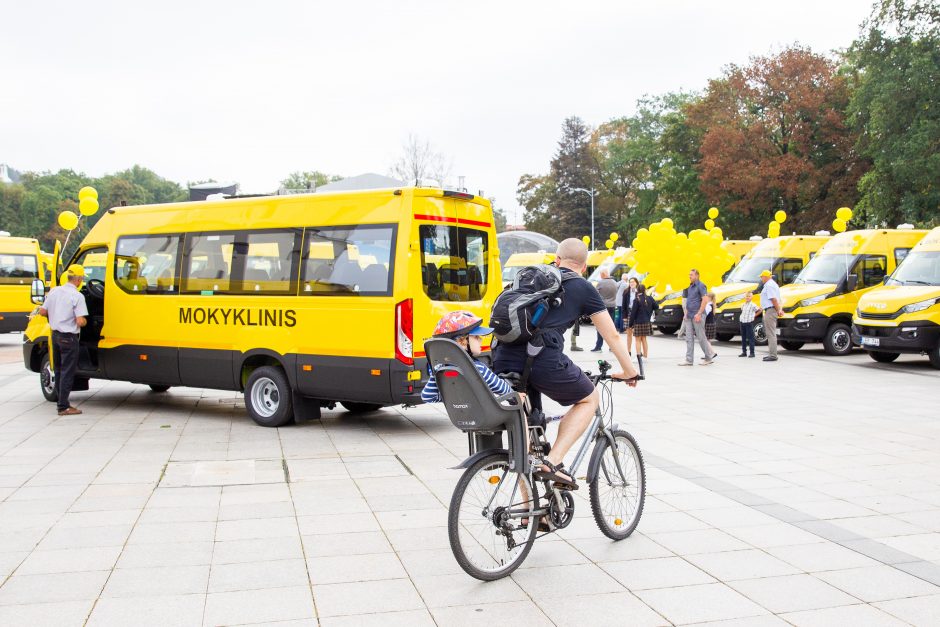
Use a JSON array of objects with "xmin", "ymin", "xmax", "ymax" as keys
[{"xmin": 433, "ymin": 310, "xmax": 494, "ymax": 339}]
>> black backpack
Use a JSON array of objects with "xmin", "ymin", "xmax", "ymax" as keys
[{"xmin": 490, "ymin": 265, "xmax": 576, "ymax": 346}]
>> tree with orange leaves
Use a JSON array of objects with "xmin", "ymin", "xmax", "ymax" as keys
[{"xmin": 687, "ymin": 46, "xmax": 867, "ymax": 234}]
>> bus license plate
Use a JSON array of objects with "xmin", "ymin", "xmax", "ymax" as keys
[{"xmin": 861, "ymin": 336, "xmax": 880, "ymax": 347}]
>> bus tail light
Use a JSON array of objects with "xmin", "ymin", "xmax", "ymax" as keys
[{"xmin": 395, "ymin": 298, "xmax": 413, "ymax": 365}]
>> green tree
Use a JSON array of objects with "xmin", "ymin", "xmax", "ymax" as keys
[
  {"xmin": 280, "ymin": 171, "xmax": 343, "ymax": 190},
  {"xmin": 849, "ymin": 0, "xmax": 940, "ymax": 226}
]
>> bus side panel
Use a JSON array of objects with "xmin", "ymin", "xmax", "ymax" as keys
[
  {"xmin": 103, "ymin": 345, "xmax": 181, "ymax": 386},
  {"xmin": 180, "ymin": 348, "xmax": 236, "ymax": 390},
  {"xmin": 293, "ymin": 355, "xmax": 394, "ymax": 404}
]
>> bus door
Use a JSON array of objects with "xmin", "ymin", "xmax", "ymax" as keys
[{"xmin": 66, "ymin": 247, "xmax": 108, "ymax": 374}]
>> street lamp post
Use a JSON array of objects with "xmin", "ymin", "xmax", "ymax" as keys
[{"xmin": 572, "ymin": 187, "xmax": 596, "ymax": 250}]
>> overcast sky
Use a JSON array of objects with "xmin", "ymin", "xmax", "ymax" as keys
[{"xmin": 3, "ymin": 0, "xmax": 873, "ymax": 223}]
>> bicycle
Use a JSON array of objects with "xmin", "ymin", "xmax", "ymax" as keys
[{"xmin": 444, "ymin": 357, "xmax": 646, "ymax": 581}]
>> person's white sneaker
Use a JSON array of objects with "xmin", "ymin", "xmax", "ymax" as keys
[{"xmin": 678, "ymin": 361, "xmax": 693, "ymax": 366}]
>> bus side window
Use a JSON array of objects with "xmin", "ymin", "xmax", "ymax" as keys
[
  {"xmin": 780, "ymin": 258, "xmax": 802, "ymax": 284},
  {"xmin": 183, "ymin": 234, "xmax": 235, "ymax": 293}
]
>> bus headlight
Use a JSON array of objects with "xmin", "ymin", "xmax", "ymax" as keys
[
  {"xmin": 901, "ymin": 298, "xmax": 940, "ymax": 314},
  {"xmin": 799, "ymin": 294, "xmax": 828, "ymax": 308},
  {"xmin": 720, "ymin": 293, "xmax": 745, "ymax": 307}
]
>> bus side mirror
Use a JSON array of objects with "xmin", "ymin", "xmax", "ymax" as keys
[
  {"xmin": 882, "ymin": 275, "xmax": 889, "ymax": 285},
  {"xmin": 30, "ymin": 278, "xmax": 46, "ymax": 304},
  {"xmin": 847, "ymin": 274, "xmax": 858, "ymax": 292}
]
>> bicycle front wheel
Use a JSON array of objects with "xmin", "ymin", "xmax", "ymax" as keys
[
  {"xmin": 589, "ymin": 429, "xmax": 646, "ymax": 540},
  {"xmin": 448, "ymin": 453, "xmax": 538, "ymax": 581}
]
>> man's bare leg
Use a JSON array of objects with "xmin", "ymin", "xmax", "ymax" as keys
[{"xmin": 544, "ymin": 389, "xmax": 599, "ymax": 476}]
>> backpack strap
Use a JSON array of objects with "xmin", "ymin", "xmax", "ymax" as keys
[{"xmin": 518, "ymin": 333, "xmax": 544, "ymax": 393}]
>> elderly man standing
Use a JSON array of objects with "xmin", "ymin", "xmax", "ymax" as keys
[
  {"xmin": 38, "ymin": 265, "xmax": 88, "ymax": 415},
  {"xmin": 759, "ymin": 269, "xmax": 783, "ymax": 362},
  {"xmin": 679, "ymin": 268, "xmax": 718, "ymax": 366},
  {"xmin": 592, "ymin": 269, "xmax": 619, "ymax": 352}
]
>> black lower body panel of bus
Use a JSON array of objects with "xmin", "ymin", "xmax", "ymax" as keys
[{"xmin": 0, "ymin": 311, "xmax": 29, "ymax": 333}]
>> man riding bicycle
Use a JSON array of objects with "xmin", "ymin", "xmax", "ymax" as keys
[{"xmin": 493, "ymin": 238, "xmax": 639, "ymax": 488}]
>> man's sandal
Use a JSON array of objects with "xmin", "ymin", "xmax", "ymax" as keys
[{"xmin": 533, "ymin": 461, "xmax": 578, "ymax": 491}]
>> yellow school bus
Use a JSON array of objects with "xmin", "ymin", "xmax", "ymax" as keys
[
  {"xmin": 712, "ymin": 235, "xmax": 830, "ymax": 343},
  {"xmin": 854, "ymin": 226, "xmax": 940, "ymax": 368},
  {"xmin": 0, "ymin": 235, "xmax": 42, "ymax": 333},
  {"xmin": 23, "ymin": 187, "xmax": 501, "ymax": 426},
  {"xmin": 778, "ymin": 228, "xmax": 927, "ymax": 355},
  {"xmin": 586, "ymin": 249, "xmax": 614, "ymax": 276}
]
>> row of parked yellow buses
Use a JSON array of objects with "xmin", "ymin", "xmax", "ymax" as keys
[{"xmin": 12, "ymin": 187, "xmax": 940, "ymax": 428}]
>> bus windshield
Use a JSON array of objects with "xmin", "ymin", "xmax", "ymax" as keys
[
  {"xmin": 888, "ymin": 251, "xmax": 940, "ymax": 286},
  {"xmin": 725, "ymin": 257, "xmax": 774, "ymax": 283},
  {"xmin": 794, "ymin": 255, "xmax": 856, "ymax": 284}
]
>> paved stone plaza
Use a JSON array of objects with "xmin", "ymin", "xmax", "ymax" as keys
[{"xmin": 1, "ymin": 331, "xmax": 939, "ymax": 626}]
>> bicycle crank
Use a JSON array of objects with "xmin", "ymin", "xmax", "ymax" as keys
[{"xmin": 547, "ymin": 489, "xmax": 575, "ymax": 529}]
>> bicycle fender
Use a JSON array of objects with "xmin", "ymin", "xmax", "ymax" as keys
[
  {"xmin": 449, "ymin": 448, "xmax": 510, "ymax": 470},
  {"xmin": 586, "ymin": 430, "xmax": 619, "ymax": 484}
]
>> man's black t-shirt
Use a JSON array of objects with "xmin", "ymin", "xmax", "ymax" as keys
[{"xmin": 492, "ymin": 268, "xmax": 606, "ymax": 372}]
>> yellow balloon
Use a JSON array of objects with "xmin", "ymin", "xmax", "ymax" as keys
[
  {"xmin": 774, "ymin": 210, "xmax": 787, "ymax": 223},
  {"xmin": 836, "ymin": 207, "xmax": 853, "ymax": 222},
  {"xmin": 581, "ymin": 235, "xmax": 590, "ymax": 245},
  {"xmin": 610, "ymin": 232, "xmax": 619, "ymax": 242},
  {"xmin": 708, "ymin": 207, "xmax": 719, "ymax": 220},
  {"xmin": 833, "ymin": 218, "xmax": 847, "ymax": 233},
  {"xmin": 58, "ymin": 210, "xmax": 79, "ymax": 231},
  {"xmin": 79, "ymin": 198, "xmax": 99, "ymax": 216},
  {"xmin": 711, "ymin": 226, "xmax": 723, "ymax": 238},
  {"xmin": 704, "ymin": 219, "xmax": 715, "ymax": 230},
  {"xmin": 78, "ymin": 186, "xmax": 98, "ymax": 201},
  {"xmin": 661, "ymin": 218, "xmax": 674, "ymax": 229},
  {"xmin": 605, "ymin": 239, "xmax": 614, "ymax": 249}
]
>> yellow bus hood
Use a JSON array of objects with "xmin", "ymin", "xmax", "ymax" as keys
[
  {"xmin": 857, "ymin": 284, "xmax": 940, "ymax": 313},
  {"xmin": 780, "ymin": 283, "xmax": 835, "ymax": 308}
]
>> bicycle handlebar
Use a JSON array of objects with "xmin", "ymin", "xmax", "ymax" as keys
[{"xmin": 587, "ymin": 358, "xmax": 645, "ymax": 384}]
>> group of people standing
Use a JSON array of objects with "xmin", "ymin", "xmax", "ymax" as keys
[{"xmin": 589, "ymin": 271, "xmax": 657, "ymax": 359}]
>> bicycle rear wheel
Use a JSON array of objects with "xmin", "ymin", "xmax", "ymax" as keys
[
  {"xmin": 589, "ymin": 429, "xmax": 645, "ymax": 540},
  {"xmin": 448, "ymin": 452, "xmax": 538, "ymax": 581}
]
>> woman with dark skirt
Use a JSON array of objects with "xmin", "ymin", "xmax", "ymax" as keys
[
  {"xmin": 620, "ymin": 277, "xmax": 640, "ymax": 354},
  {"xmin": 629, "ymin": 283, "xmax": 658, "ymax": 359}
]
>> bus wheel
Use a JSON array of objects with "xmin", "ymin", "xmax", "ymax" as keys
[
  {"xmin": 781, "ymin": 341, "xmax": 804, "ymax": 351},
  {"xmin": 715, "ymin": 333, "xmax": 734, "ymax": 342},
  {"xmin": 149, "ymin": 385, "xmax": 171, "ymax": 393},
  {"xmin": 754, "ymin": 321, "xmax": 768, "ymax": 346},
  {"xmin": 657, "ymin": 326, "xmax": 677, "ymax": 336},
  {"xmin": 341, "ymin": 402, "xmax": 384, "ymax": 413},
  {"xmin": 40, "ymin": 354, "xmax": 58, "ymax": 403},
  {"xmin": 869, "ymin": 351, "xmax": 900, "ymax": 363},
  {"xmin": 823, "ymin": 323, "xmax": 853, "ymax": 356},
  {"xmin": 929, "ymin": 345, "xmax": 940, "ymax": 369},
  {"xmin": 245, "ymin": 366, "xmax": 294, "ymax": 427}
]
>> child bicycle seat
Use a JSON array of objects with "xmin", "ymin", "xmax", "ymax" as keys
[{"xmin": 424, "ymin": 337, "xmax": 529, "ymax": 473}]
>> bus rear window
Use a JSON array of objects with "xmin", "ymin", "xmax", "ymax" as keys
[
  {"xmin": 0, "ymin": 254, "xmax": 37, "ymax": 284},
  {"xmin": 419, "ymin": 225, "xmax": 489, "ymax": 302}
]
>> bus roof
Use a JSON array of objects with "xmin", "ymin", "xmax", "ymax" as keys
[
  {"xmin": 814, "ymin": 229, "xmax": 928, "ymax": 256},
  {"xmin": 746, "ymin": 235, "xmax": 830, "ymax": 258}
]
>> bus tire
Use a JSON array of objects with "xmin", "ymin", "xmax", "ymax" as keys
[
  {"xmin": 929, "ymin": 345, "xmax": 940, "ymax": 369},
  {"xmin": 754, "ymin": 320, "xmax": 768, "ymax": 346},
  {"xmin": 715, "ymin": 333, "xmax": 734, "ymax": 342},
  {"xmin": 40, "ymin": 353, "xmax": 58, "ymax": 403},
  {"xmin": 341, "ymin": 402, "xmax": 384, "ymax": 413},
  {"xmin": 657, "ymin": 326, "xmax": 678, "ymax": 336},
  {"xmin": 244, "ymin": 366, "xmax": 294, "ymax": 427},
  {"xmin": 149, "ymin": 385, "xmax": 171, "ymax": 393},
  {"xmin": 869, "ymin": 351, "xmax": 900, "ymax": 364},
  {"xmin": 823, "ymin": 322, "xmax": 853, "ymax": 356},
  {"xmin": 781, "ymin": 341, "xmax": 804, "ymax": 351}
]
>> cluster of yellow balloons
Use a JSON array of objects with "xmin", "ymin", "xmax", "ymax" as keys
[
  {"xmin": 766, "ymin": 210, "xmax": 787, "ymax": 238},
  {"xmin": 605, "ymin": 232, "xmax": 619, "ymax": 250},
  {"xmin": 58, "ymin": 186, "xmax": 100, "ymax": 231},
  {"xmin": 832, "ymin": 207, "xmax": 853, "ymax": 233},
  {"xmin": 703, "ymin": 206, "xmax": 720, "ymax": 231},
  {"xmin": 630, "ymin": 217, "xmax": 736, "ymax": 295}
]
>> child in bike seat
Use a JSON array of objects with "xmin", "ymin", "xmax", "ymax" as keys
[{"xmin": 421, "ymin": 311, "xmax": 511, "ymax": 403}]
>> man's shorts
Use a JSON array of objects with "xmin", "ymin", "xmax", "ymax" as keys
[{"xmin": 527, "ymin": 351, "xmax": 595, "ymax": 407}]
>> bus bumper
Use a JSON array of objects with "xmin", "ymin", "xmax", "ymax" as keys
[
  {"xmin": 778, "ymin": 314, "xmax": 829, "ymax": 342},
  {"xmin": 655, "ymin": 306, "xmax": 683, "ymax": 329},
  {"xmin": 716, "ymin": 309, "xmax": 742, "ymax": 336},
  {"xmin": 853, "ymin": 321, "xmax": 940, "ymax": 354}
]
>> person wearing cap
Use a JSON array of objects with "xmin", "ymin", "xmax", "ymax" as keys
[
  {"xmin": 759, "ymin": 269, "xmax": 783, "ymax": 361},
  {"xmin": 421, "ymin": 310, "xmax": 511, "ymax": 403},
  {"xmin": 37, "ymin": 265, "xmax": 88, "ymax": 415}
]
